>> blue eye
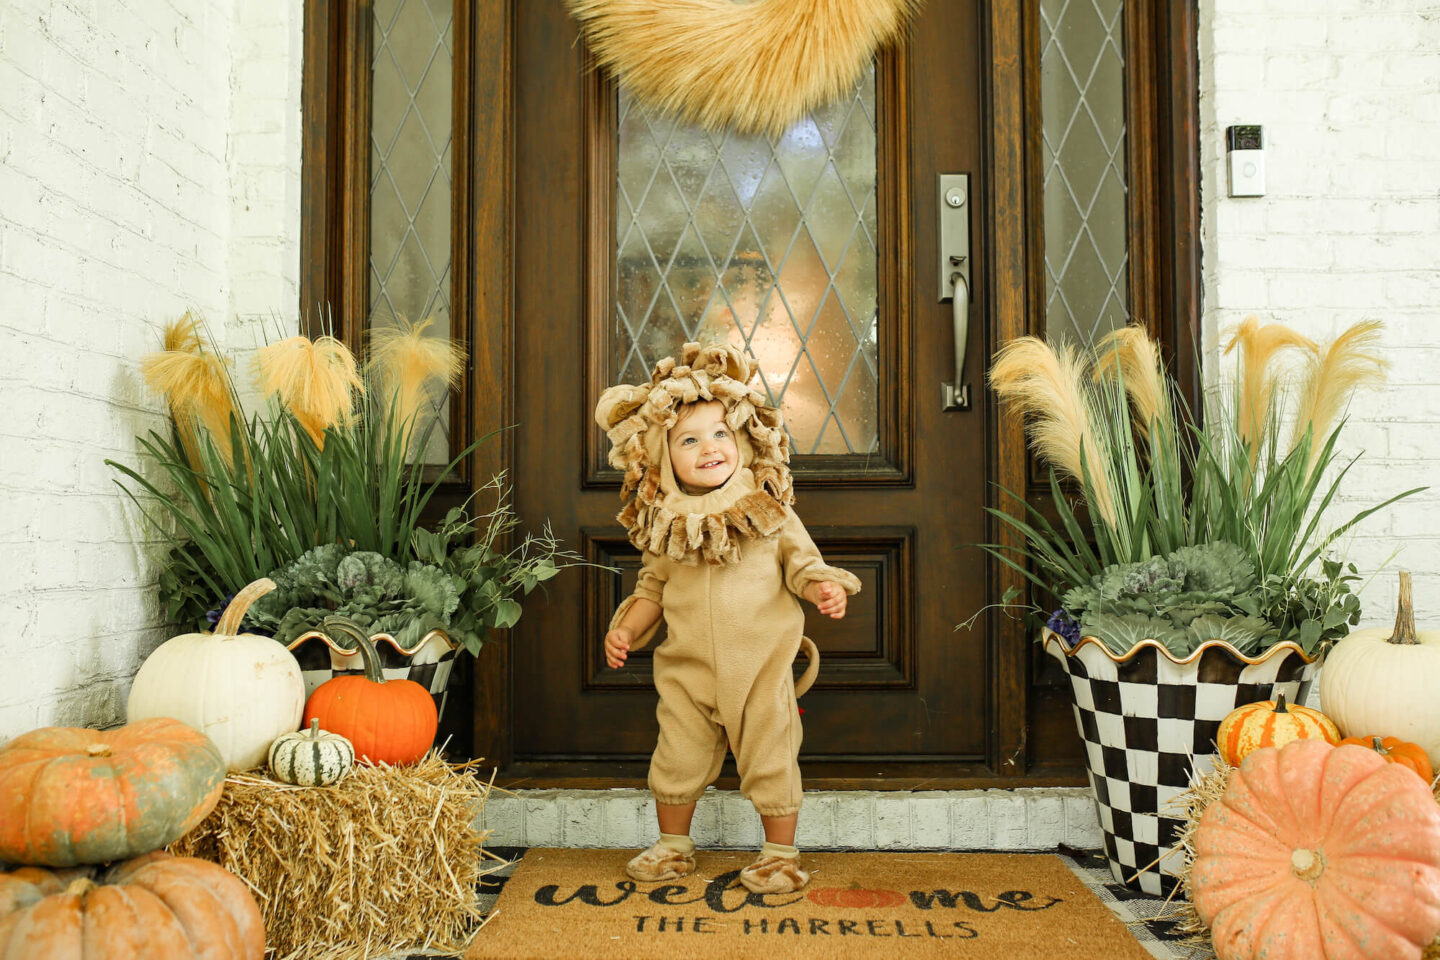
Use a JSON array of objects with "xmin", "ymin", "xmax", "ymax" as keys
[{"xmin": 681, "ymin": 437, "xmax": 696, "ymax": 445}]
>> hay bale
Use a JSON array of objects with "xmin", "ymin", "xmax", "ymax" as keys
[
  {"xmin": 1172, "ymin": 755, "xmax": 1440, "ymax": 957},
  {"xmin": 171, "ymin": 753, "xmax": 506, "ymax": 960}
]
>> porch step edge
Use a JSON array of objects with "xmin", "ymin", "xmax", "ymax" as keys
[{"xmin": 481, "ymin": 787, "xmax": 1102, "ymax": 851}]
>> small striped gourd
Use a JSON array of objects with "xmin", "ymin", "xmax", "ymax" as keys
[
  {"xmin": 268, "ymin": 718, "xmax": 355, "ymax": 787},
  {"xmin": 1216, "ymin": 693, "xmax": 1340, "ymax": 767}
]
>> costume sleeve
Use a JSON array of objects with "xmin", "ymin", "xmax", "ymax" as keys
[
  {"xmin": 778, "ymin": 507, "xmax": 862, "ymax": 598},
  {"xmin": 608, "ymin": 550, "xmax": 667, "ymax": 651}
]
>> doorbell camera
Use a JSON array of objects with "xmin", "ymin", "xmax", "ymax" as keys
[{"xmin": 1226, "ymin": 124, "xmax": 1265, "ymax": 198}]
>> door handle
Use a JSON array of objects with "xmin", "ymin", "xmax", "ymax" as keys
[
  {"xmin": 938, "ymin": 173, "xmax": 971, "ymax": 411},
  {"xmin": 944, "ymin": 265, "xmax": 970, "ymax": 411}
]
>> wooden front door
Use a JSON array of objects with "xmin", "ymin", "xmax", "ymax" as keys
[{"xmin": 492, "ymin": 0, "xmax": 1055, "ymax": 786}]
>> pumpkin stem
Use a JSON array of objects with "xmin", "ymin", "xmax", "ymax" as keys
[
  {"xmin": 307, "ymin": 717, "xmax": 322, "ymax": 739},
  {"xmin": 1290, "ymin": 847, "xmax": 1326, "ymax": 883},
  {"xmin": 1372, "ymin": 735, "xmax": 1388, "ymax": 756},
  {"xmin": 1388, "ymin": 571, "xmax": 1419, "ymax": 645},
  {"xmin": 64, "ymin": 877, "xmax": 98, "ymax": 899},
  {"xmin": 321, "ymin": 615, "xmax": 386, "ymax": 684},
  {"xmin": 215, "ymin": 578, "xmax": 278, "ymax": 637},
  {"xmin": 1273, "ymin": 693, "xmax": 1289, "ymax": 713},
  {"xmin": 86, "ymin": 743, "xmax": 112, "ymax": 758}
]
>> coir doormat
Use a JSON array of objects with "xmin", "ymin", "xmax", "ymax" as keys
[{"xmin": 466, "ymin": 849, "xmax": 1154, "ymax": 959}]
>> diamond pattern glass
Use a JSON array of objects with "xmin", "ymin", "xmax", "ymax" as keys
[
  {"xmin": 612, "ymin": 70, "xmax": 880, "ymax": 456},
  {"xmin": 369, "ymin": 0, "xmax": 454, "ymax": 462},
  {"xmin": 1041, "ymin": 0, "xmax": 1129, "ymax": 346}
]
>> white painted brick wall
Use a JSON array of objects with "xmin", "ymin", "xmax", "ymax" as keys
[
  {"xmin": 0, "ymin": 0, "xmax": 302, "ymax": 743},
  {"xmin": 1200, "ymin": 1, "xmax": 1440, "ymax": 667}
]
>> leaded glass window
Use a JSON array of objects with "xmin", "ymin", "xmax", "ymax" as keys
[
  {"xmin": 1041, "ymin": 0, "xmax": 1129, "ymax": 345},
  {"xmin": 611, "ymin": 70, "xmax": 880, "ymax": 456}
]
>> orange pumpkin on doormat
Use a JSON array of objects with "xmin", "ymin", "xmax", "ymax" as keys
[
  {"xmin": 807, "ymin": 886, "xmax": 907, "ymax": 909},
  {"xmin": 1338, "ymin": 735, "xmax": 1434, "ymax": 783},
  {"xmin": 1192, "ymin": 739, "xmax": 1440, "ymax": 960},
  {"xmin": 1215, "ymin": 693, "xmax": 1339, "ymax": 766}
]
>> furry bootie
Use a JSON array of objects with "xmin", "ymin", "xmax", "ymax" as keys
[
  {"xmin": 625, "ymin": 833, "xmax": 696, "ymax": 882},
  {"xmin": 739, "ymin": 841, "xmax": 810, "ymax": 894}
]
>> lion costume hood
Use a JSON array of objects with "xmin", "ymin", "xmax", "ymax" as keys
[{"xmin": 594, "ymin": 342, "xmax": 795, "ymax": 565}]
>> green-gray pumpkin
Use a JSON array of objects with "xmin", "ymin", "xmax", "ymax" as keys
[{"xmin": 267, "ymin": 719, "xmax": 355, "ymax": 786}]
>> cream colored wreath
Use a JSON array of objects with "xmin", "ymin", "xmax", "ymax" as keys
[{"xmin": 566, "ymin": 0, "xmax": 922, "ymax": 137}]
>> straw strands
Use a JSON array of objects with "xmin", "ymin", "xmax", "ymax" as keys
[
  {"xmin": 169, "ymin": 754, "xmax": 506, "ymax": 960},
  {"xmin": 566, "ymin": 0, "xmax": 920, "ymax": 137}
]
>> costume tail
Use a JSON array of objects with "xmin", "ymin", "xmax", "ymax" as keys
[{"xmin": 794, "ymin": 636, "xmax": 820, "ymax": 697}]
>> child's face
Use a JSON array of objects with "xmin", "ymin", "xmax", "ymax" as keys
[{"xmin": 668, "ymin": 400, "xmax": 738, "ymax": 492}]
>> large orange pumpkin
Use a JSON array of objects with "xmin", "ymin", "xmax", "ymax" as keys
[
  {"xmin": 1338, "ymin": 735, "xmax": 1434, "ymax": 784},
  {"xmin": 303, "ymin": 616, "xmax": 437, "ymax": 765},
  {"xmin": 1192, "ymin": 740, "xmax": 1440, "ymax": 960},
  {"xmin": 0, "ymin": 851, "xmax": 264, "ymax": 959},
  {"xmin": 0, "ymin": 717, "xmax": 225, "ymax": 867},
  {"xmin": 1215, "ymin": 693, "xmax": 1340, "ymax": 766}
]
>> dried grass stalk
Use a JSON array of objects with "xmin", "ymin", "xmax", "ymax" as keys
[
  {"xmin": 1095, "ymin": 325, "xmax": 1173, "ymax": 444},
  {"xmin": 368, "ymin": 317, "xmax": 465, "ymax": 441},
  {"xmin": 989, "ymin": 336, "xmax": 1118, "ymax": 526},
  {"xmin": 566, "ymin": 0, "xmax": 920, "ymax": 138},
  {"xmin": 1291, "ymin": 318, "xmax": 1388, "ymax": 467},
  {"xmin": 1222, "ymin": 316, "xmax": 1317, "ymax": 461},
  {"xmin": 255, "ymin": 335, "xmax": 363, "ymax": 449},
  {"xmin": 141, "ymin": 312, "xmax": 239, "ymax": 467},
  {"xmin": 171, "ymin": 753, "xmax": 506, "ymax": 960}
]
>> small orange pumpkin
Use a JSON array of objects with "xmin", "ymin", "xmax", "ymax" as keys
[
  {"xmin": 1193, "ymin": 740, "xmax": 1440, "ymax": 960},
  {"xmin": 807, "ymin": 886, "xmax": 907, "ymax": 909},
  {"xmin": 303, "ymin": 616, "xmax": 437, "ymax": 765},
  {"xmin": 0, "ymin": 851, "xmax": 265, "ymax": 959},
  {"xmin": 1216, "ymin": 693, "xmax": 1340, "ymax": 766},
  {"xmin": 1338, "ymin": 735, "xmax": 1434, "ymax": 783}
]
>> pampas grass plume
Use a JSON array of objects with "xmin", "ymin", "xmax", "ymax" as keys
[
  {"xmin": 141, "ymin": 312, "xmax": 238, "ymax": 466},
  {"xmin": 567, "ymin": 0, "xmax": 920, "ymax": 137},
  {"xmin": 1222, "ymin": 316, "xmax": 1316, "ymax": 456},
  {"xmin": 1095, "ymin": 325, "xmax": 1171, "ymax": 443},
  {"xmin": 368, "ymin": 317, "xmax": 465, "ymax": 436},
  {"xmin": 256, "ymin": 335, "xmax": 363, "ymax": 448},
  {"xmin": 1292, "ymin": 319, "xmax": 1388, "ymax": 464},
  {"xmin": 989, "ymin": 336, "xmax": 1117, "ymax": 526}
]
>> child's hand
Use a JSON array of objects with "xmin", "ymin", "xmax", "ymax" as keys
[
  {"xmin": 804, "ymin": 581, "xmax": 847, "ymax": 619},
  {"xmin": 604, "ymin": 628, "xmax": 633, "ymax": 669}
]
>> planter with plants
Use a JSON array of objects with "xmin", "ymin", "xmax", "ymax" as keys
[
  {"xmin": 110, "ymin": 314, "xmax": 582, "ymax": 730},
  {"xmin": 981, "ymin": 318, "xmax": 1420, "ymax": 895}
]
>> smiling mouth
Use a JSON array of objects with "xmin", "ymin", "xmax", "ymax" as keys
[{"xmin": 699, "ymin": 459, "xmax": 726, "ymax": 469}]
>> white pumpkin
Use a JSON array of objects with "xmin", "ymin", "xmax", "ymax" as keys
[
  {"xmin": 128, "ymin": 578, "xmax": 305, "ymax": 771},
  {"xmin": 268, "ymin": 718, "xmax": 355, "ymax": 786},
  {"xmin": 1320, "ymin": 571, "xmax": 1440, "ymax": 767}
]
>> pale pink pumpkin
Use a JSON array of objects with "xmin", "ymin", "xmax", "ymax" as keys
[{"xmin": 1193, "ymin": 739, "xmax": 1440, "ymax": 960}]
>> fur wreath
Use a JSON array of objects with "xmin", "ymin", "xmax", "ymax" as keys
[
  {"xmin": 595, "ymin": 342, "xmax": 794, "ymax": 564},
  {"xmin": 566, "ymin": 0, "xmax": 921, "ymax": 137}
]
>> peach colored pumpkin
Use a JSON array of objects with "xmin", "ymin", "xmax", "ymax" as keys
[
  {"xmin": 1193, "ymin": 739, "xmax": 1440, "ymax": 960},
  {"xmin": 0, "ymin": 851, "xmax": 264, "ymax": 959}
]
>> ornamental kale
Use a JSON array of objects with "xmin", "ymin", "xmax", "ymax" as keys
[
  {"xmin": 242, "ymin": 476, "xmax": 585, "ymax": 656},
  {"xmin": 1055, "ymin": 541, "xmax": 1359, "ymax": 658}
]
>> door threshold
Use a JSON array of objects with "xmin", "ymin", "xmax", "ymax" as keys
[{"xmin": 492, "ymin": 759, "xmax": 1088, "ymax": 791}]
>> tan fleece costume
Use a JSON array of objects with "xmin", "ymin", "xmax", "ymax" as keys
[{"xmin": 595, "ymin": 343, "xmax": 861, "ymax": 817}]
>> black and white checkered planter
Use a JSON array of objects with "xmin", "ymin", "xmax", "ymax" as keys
[
  {"xmin": 1043, "ymin": 628, "xmax": 1322, "ymax": 897},
  {"xmin": 287, "ymin": 628, "xmax": 459, "ymax": 721}
]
